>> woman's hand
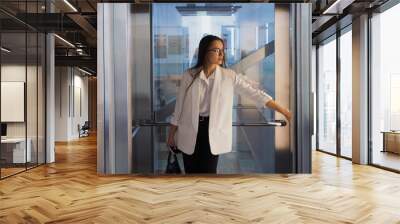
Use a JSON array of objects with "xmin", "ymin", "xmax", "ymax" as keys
[
  {"xmin": 266, "ymin": 100, "xmax": 292, "ymax": 123},
  {"xmin": 282, "ymin": 109, "xmax": 292, "ymax": 122},
  {"xmin": 167, "ymin": 125, "xmax": 178, "ymax": 152},
  {"xmin": 167, "ymin": 133, "xmax": 176, "ymax": 148}
]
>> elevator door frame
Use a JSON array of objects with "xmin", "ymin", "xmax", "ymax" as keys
[{"xmin": 97, "ymin": 2, "xmax": 312, "ymax": 174}]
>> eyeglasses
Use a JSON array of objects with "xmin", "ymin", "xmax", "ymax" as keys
[{"xmin": 207, "ymin": 48, "xmax": 224, "ymax": 55}]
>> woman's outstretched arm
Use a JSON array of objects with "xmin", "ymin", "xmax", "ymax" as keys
[
  {"xmin": 265, "ymin": 100, "xmax": 292, "ymax": 122},
  {"xmin": 233, "ymin": 71, "xmax": 291, "ymax": 122}
]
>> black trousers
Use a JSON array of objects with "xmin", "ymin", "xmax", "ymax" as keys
[{"xmin": 182, "ymin": 117, "xmax": 219, "ymax": 174}]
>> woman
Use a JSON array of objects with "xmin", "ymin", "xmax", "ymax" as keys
[{"xmin": 167, "ymin": 35, "xmax": 291, "ymax": 174}]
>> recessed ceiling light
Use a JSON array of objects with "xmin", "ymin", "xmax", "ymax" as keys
[
  {"xmin": 322, "ymin": 0, "xmax": 354, "ymax": 15},
  {"xmin": 54, "ymin": 34, "xmax": 75, "ymax": 48},
  {"xmin": 78, "ymin": 67, "xmax": 93, "ymax": 76},
  {"xmin": 63, "ymin": 0, "xmax": 78, "ymax": 12},
  {"xmin": 1, "ymin": 47, "xmax": 11, "ymax": 53}
]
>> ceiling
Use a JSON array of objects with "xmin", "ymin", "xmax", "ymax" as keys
[
  {"xmin": 311, "ymin": 0, "xmax": 391, "ymax": 43},
  {"xmin": 0, "ymin": 0, "xmax": 97, "ymax": 74},
  {"xmin": 0, "ymin": 0, "xmax": 394, "ymax": 74}
]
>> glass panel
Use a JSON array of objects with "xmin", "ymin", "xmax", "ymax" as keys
[
  {"xmin": 38, "ymin": 33, "xmax": 45, "ymax": 164},
  {"xmin": 1, "ymin": 30, "xmax": 28, "ymax": 177},
  {"xmin": 317, "ymin": 37, "xmax": 337, "ymax": 154},
  {"xmin": 0, "ymin": 1, "xmax": 46, "ymax": 178},
  {"xmin": 339, "ymin": 29, "xmax": 352, "ymax": 158},
  {"xmin": 149, "ymin": 3, "xmax": 291, "ymax": 174},
  {"xmin": 371, "ymin": 5, "xmax": 400, "ymax": 171},
  {"xmin": 154, "ymin": 123, "xmax": 281, "ymax": 174},
  {"xmin": 152, "ymin": 3, "xmax": 275, "ymax": 123},
  {"xmin": 27, "ymin": 31, "xmax": 38, "ymax": 169}
]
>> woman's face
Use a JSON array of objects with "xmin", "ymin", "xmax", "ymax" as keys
[{"xmin": 206, "ymin": 40, "xmax": 224, "ymax": 66}]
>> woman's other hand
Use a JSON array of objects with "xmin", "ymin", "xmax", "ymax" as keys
[{"xmin": 167, "ymin": 125, "xmax": 178, "ymax": 151}]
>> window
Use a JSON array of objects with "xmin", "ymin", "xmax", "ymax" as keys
[
  {"xmin": 0, "ymin": 2, "xmax": 46, "ymax": 179},
  {"xmin": 317, "ymin": 36, "xmax": 337, "ymax": 155},
  {"xmin": 339, "ymin": 28, "xmax": 352, "ymax": 158},
  {"xmin": 371, "ymin": 3, "xmax": 400, "ymax": 171}
]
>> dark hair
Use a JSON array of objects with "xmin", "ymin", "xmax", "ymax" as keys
[
  {"xmin": 177, "ymin": 35, "xmax": 226, "ymax": 122},
  {"xmin": 187, "ymin": 35, "xmax": 226, "ymax": 89},
  {"xmin": 192, "ymin": 34, "xmax": 226, "ymax": 70}
]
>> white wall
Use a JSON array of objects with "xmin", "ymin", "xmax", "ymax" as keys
[
  {"xmin": 1, "ymin": 64, "xmax": 46, "ymax": 164},
  {"xmin": 55, "ymin": 67, "xmax": 69, "ymax": 141},
  {"xmin": 1, "ymin": 65, "xmax": 26, "ymax": 134},
  {"xmin": 55, "ymin": 67, "xmax": 89, "ymax": 141},
  {"xmin": 1, "ymin": 65, "xmax": 37, "ymax": 138},
  {"xmin": 72, "ymin": 73, "xmax": 89, "ymax": 138}
]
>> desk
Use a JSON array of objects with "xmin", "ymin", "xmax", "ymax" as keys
[
  {"xmin": 1, "ymin": 138, "xmax": 31, "ymax": 163},
  {"xmin": 382, "ymin": 131, "xmax": 400, "ymax": 154}
]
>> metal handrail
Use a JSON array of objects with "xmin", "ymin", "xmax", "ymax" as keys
[{"xmin": 132, "ymin": 119, "xmax": 287, "ymax": 127}]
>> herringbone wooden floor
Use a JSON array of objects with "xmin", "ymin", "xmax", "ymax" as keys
[{"xmin": 1, "ymin": 134, "xmax": 400, "ymax": 224}]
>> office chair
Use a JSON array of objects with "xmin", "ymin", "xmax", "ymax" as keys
[{"xmin": 79, "ymin": 121, "xmax": 90, "ymax": 138}]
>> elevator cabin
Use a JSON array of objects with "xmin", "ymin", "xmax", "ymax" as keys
[{"xmin": 97, "ymin": 2, "xmax": 312, "ymax": 174}]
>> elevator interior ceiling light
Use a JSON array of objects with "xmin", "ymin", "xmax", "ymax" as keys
[
  {"xmin": 1, "ymin": 47, "xmax": 11, "ymax": 53},
  {"xmin": 54, "ymin": 34, "xmax": 75, "ymax": 48},
  {"xmin": 63, "ymin": 0, "xmax": 78, "ymax": 12},
  {"xmin": 176, "ymin": 4, "xmax": 241, "ymax": 16}
]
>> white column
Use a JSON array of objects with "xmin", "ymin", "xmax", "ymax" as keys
[
  {"xmin": 352, "ymin": 14, "xmax": 369, "ymax": 164},
  {"xmin": 46, "ymin": 33, "xmax": 55, "ymax": 163},
  {"xmin": 97, "ymin": 3, "xmax": 132, "ymax": 174}
]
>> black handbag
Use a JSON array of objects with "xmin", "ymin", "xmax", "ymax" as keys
[{"xmin": 165, "ymin": 147, "xmax": 182, "ymax": 174}]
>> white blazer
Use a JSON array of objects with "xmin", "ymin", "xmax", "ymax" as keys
[{"xmin": 170, "ymin": 66, "xmax": 272, "ymax": 155}]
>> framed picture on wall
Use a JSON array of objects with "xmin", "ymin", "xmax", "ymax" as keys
[
  {"xmin": 1, "ymin": 81, "xmax": 25, "ymax": 122},
  {"xmin": 167, "ymin": 35, "xmax": 182, "ymax": 55},
  {"xmin": 154, "ymin": 34, "xmax": 167, "ymax": 59}
]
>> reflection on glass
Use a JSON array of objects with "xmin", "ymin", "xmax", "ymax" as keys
[
  {"xmin": 0, "ymin": 1, "xmax": 46, "ymax": 178},
  {"xmin": 149, "ymin": 3, "xmax": 288, "ymax": 174},
  {"xmin": 318, "ymin": 37, "xmax": 337, "ymax": 154},
  {"xmin": 38, "ymin": 33, "xmax": 46, "ymax": 165},
  {"xmin": 371, "ymin": 4, "xmax": 400, "ymax": 171},
  {"xmin": 154, "ymin": 123, "xmax": 275, "ymax": 174},
  {"xmin": 340, "ymin": 29, "xmax": 352, "ymax": 158},
  {"xmin": 1, "ymin": 31, "xmax": 28, "ymax": 177},
  {"xmin": 27, "ymin": 32, "xmax": 38, "ymax": 169},
  {"xmin": 152, "ymin": 3, "xmax": 275, "ymax": 122}
]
